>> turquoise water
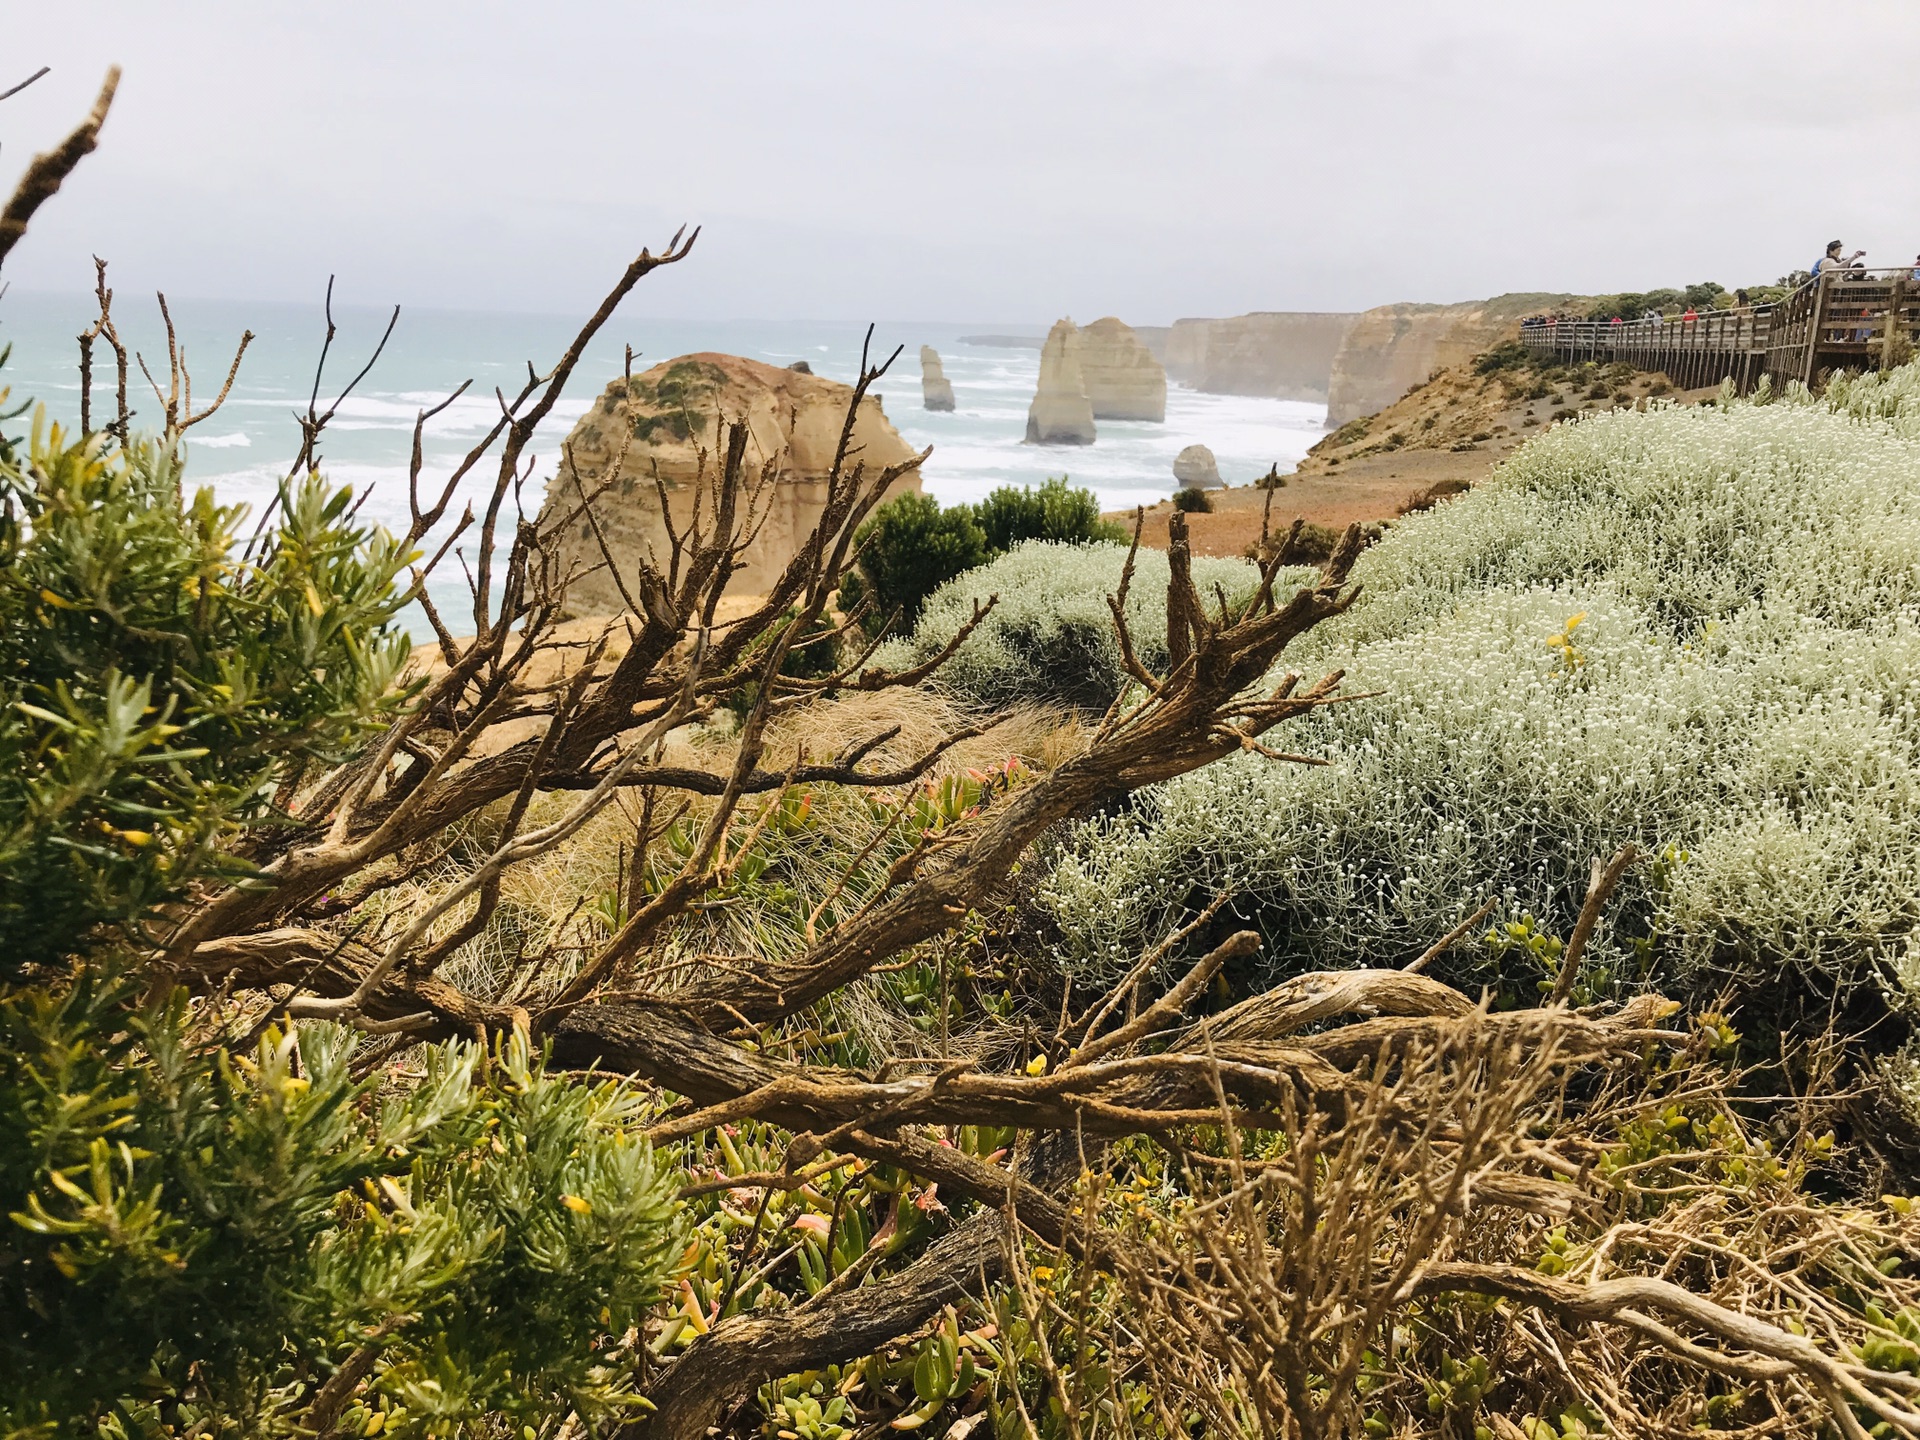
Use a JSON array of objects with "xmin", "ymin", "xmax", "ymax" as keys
[{"xmin": 0, "ymin": 291, "xmax": 1325, "ymax": 629}]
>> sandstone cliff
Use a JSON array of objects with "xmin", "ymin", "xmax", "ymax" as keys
[
  {"xmin": 1024, "ymin": 319, "xmax": 1096, "ymax": 446},
  {"xmin": 1324, "ymin": 292, "xmax": 1576, "ymax": 426},
  {"xmin": 1130, "ymin": 325, "xmax": 1171, "ymax": 363},
  {"xmin": 919, "ymin": 345, "xmax": 956, "ymax": 411},
  {"xmin": 539, "ymin": 354, "xmax": 922, "ymax": 613},
  {"xmin": 1078, "ymin": 317, "xmax": 1166, "ymax": 422},
  {"xmin": 1163, "ymin": 312, "xmax": 1358, "ymax": 400}
]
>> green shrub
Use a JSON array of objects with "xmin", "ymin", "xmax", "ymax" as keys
[
  {"xmin": 1321, "ymin": 416, "xmax": 1372, "ymax": 448},
  {"xmin": 1473, "ymin": 341, "xmax": 1533, "ymax": 376},
  {"xmin": 1171, "ymin": 487, "xmax": 1213, "ymax": 513},
  {"xmin": 974, "ymin": 476, "xmax": 1126, "ymax": 552},
  {"xmin": 844, "ymin": 479, "xmax": 1122, "ymax": 635},
  {"xmin": 0, "ymin": 980, "xmax": 683, "ymax": 1436},
  {"xmin": 879, "ymin": 542, "xmax": 1306, "ymax": 713},
  {"xmin": 0, "ymin": 337, "xmax": 695, "ymax": 1432},
  {"xmin": 1039, "ymin": 371, "xmax": 1920, "ymax": 1026},
  {"xmin": 0, "ymin": 416, "xmax": 414, "ymax": 975},
  {"xmin": 723, "ymin": 607, "xmax": 842, "ymax": 721},
  {"xmin": 840, "ymin": 492, "xmax": 991, "ymax": 632}
]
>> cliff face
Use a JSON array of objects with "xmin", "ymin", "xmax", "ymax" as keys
[
  {"xmin": 1130, "ymin": 325, "xmax": 1171, "ymax": 363},
  {"xmin": 1024, "ymin": 319, "xmax": 1096, "ymax": 446},
  {"xmin": 1078, "ymin": 316, "xmax": 1166, "ymax": 422},
  {"xmin": 1162, "ymin": 312, "xmax": 1359, "ymax": 400},
  {"xmin": 539, "ymin": 353, "xmax": 921, "ymax": 613},
  {"xmin": 1164, "ymin": 319, "xmax": 1212, "ymax": 387},
  {"xmin": 1324, "ymin": 292, "xmax": 1576, "ymax": 426},
  {"xmin": 919, "ymin": 345, "xmax": 955, "ymax": 411}
]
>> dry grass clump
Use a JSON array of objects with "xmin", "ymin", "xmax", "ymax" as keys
[{"xmin": 347, "ymin": 686, "xmax": 1080, "ymax": 1020}]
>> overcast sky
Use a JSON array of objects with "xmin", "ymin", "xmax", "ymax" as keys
[{"xmin": 4, "ymin": 1, "xmax": 1918, "ymax": 325}]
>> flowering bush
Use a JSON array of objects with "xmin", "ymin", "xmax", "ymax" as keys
[{"xmin": 1041, "ymin": 376, "xmax": 1920, "ymax": 1020}]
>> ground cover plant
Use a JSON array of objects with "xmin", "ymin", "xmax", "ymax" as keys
[
  {"xmin": 1032, "ymin": 369, "xmax": 1920, "ymax": 1064},
  {"xmin": 12, "ymin": 67, "xmax": 1920, "ymax": 1440}
]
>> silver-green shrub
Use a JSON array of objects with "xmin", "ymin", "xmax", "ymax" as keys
[
  {"xmin": 1041, "ymin": 377, "xmax": 1920, "ymax": 1015},
  {"xmin": 880, "ymin": 541, "xmax": 1308, "ymax": 712}
]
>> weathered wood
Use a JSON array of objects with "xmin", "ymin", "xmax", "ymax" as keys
[{"xmin": 1519, "ymin": 269, "xmax": 1920, "ymax": 395}]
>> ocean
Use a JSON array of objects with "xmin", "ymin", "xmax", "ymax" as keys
[{"xmin": 0, "ymin": 290, "xmax": 1327, "ymax": 633}]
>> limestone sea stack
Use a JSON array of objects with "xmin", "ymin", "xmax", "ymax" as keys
[
  {"xmin": 1078, "ymin": 317, "xmax": 1166, "ymax": 421},
  {"xmin": 1024, "ymin": 319, "xmax": 1096, "ymax": 446},
  {"xmin": 919, "ymin": 346, "xmax": 956, "ymax": 412},
  {"xmin": 1172, "ymin": 443, "xmax": 1222, "ymax": 489},
  {"xmin": 537, "ymin": 354, "xmax": 922, "ymax": 613}
]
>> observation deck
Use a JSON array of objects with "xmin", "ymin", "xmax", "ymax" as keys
[{"xmin": 1518, "ymin": 269, "xmax": 1920, "ymax": 391}]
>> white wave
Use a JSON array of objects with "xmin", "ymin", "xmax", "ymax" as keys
[{"xmin": 189, "ymin": 431, "xmax": 252, "ymax": 449}]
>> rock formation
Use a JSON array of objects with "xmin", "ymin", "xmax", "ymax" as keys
[
  {"xmin": 919, "ymin": 346, "xmax": 955, "ymax": 412},
  {"xmin": 1129, "ymin": 325, "xmax": 1171, "ymax": 363},
  {"xmin": 538, "ymin": 353, "xmax": 922, "ymax": 613},
  {"xmin": 1324, "ymin": 292, "xmax": 1576, "ymax": 426},
  {"xmin": 1164, "ymin": 313, "xmax": 1360, "ymax": 400},
  {"xmin": 1077, "ymin": 317, "xmax": 1167, "ymax": 422},
  {"xmin": 1024, "ymin": 319, "xmax": 1096, "ymax": 446},
  {"xmin": 1172, "ymin": 443, "xmax": 1222, "ymax": 489}
]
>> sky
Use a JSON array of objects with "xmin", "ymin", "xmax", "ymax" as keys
[{"xmin": 3, "ymin": 1, "xmax": 1918, "ymax": 325}]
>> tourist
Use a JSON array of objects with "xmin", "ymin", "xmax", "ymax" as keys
[
  {"xmin": 1813, "ymin": 240, "xmax": 1865, "ymax": 280},
  {"xmin": 1682, "ymin": 306, "xmax": 1698, "ymax": 323}
]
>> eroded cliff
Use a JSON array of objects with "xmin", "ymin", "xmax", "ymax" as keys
[
  {"xmin": 1324, "ymin": 292, "xmax": 1576, "ymax": 426},
  {"xmin": 920, "ymin": 346, "xmax": 956, "ymax": 411},
  {"xmin": 1024, "ymin": 319, "xmax": 1096, "ymax": 445},
  {"xmin": 538, "ymin": 354, "xmax": 922, "ymax": 613},
  {"xmin": 1163, "ymin": 312, "xmax": 1358, "ymax": 400},
  {"xmin": 1078, "ymin": 316, "xmax": 1166, "ymax": 422}
]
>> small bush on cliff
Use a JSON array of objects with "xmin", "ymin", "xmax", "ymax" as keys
[
  {"xmin": 842, "ymin": 478, "xmax": 1120, "ymax": 634},
  {"xmin": 1171, "ymin": 486, "xmax": 1212, "ymax": 513},
  {"xmin": 974, "ymin": 475, "xmax": 1127, "ymax": 552},
  {"xmin": 1473, "ymin": 339, "xmax": 1534, "ymax": 375},
  {"xmin": 839, "ymin": 492, "xmax": 991, "ymax": 632}
]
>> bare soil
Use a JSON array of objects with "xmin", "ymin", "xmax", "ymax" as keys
[{"xmin": 1113, "ymin": 362, "xmax": 1720, "ymax": 560}]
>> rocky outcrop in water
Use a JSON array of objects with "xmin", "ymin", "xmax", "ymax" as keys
[
  {"xmin": 1164, "ymin": 313, "xmax": 1359, "ymax": 400},
  {"xmin": 538, "ymin": 353, "xmax": 922, "ymax": 613},
  {"xmin": 1324, "ymin": 292, "xmax": 1574, "ymax": 426},
  {"xmin": 1172, "ymin": 443, "xmax": 1221, "ymax": 488},
  {"xmin": 1078, "ymin": 317, "xmax": 1166, "ymax": 422},
  {"xmin": 919, "ymin": 346, "xmax": 955, "ymax": 412},
  {"xmin": 1024, "ymin": 319, "xmax": 1096, "ymax": 446}
]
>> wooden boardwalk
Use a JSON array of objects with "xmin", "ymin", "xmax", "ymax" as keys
[{"xmin": 1519, "ymin": 269, "xmax": 1920, "ymax": 391}]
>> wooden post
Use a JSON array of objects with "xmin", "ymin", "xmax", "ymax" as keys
[
  {"xmin": 1883, "ymin": 279, "xmax": 1908, "ymax": 370},
  {"xmin": 1803, "ymin": 274, "xmax": 1829, "ymax": 387}
]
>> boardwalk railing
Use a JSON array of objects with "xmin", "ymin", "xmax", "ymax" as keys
[{"xmin": 1519, "ymin": 269, "xmax": 1920, "ymax": 391}]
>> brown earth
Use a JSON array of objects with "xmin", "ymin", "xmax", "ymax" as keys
[{"xmin": 1111, "ymin": 358, "xmax": 1721, "ymax": 560}]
